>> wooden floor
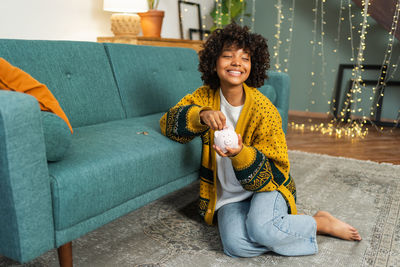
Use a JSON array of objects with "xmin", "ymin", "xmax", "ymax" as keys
[{"xmin": 286, "ymin": 115, "xmax": 400, "ymax": 165}]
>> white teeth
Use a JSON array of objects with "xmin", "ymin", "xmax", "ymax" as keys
[{"xmin": 228, "ymin": 71, "xmax": 241, "ymax": 74}]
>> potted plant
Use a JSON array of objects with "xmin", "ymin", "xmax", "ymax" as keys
[
  {"xmin": 147, "ymin": 0, "xmax": 160, "ymax": 9},
  {"xmin": 210, "ymin": 0, "xmax": 249, "ymax": 32},
  {"xmin": 138, "ymin": 0, "xmax": 164, "ymax": 37}
]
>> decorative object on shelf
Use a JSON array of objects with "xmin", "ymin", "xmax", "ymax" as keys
[
  {"xmin": 189, "ymin": 29, "xmax": 211, "ymax": 41},
  {"xmin": 178, "ymin": 1, "xmax": 210, "ymax": 40},
  {"xmin": 210, "ymin": 0, "xmax": 249, "ymax": 32},
  {"xmin": 138, "ymin": 0, "xmax": 165, "ymax": 37},
  {"xmin": 103, "ymin": 0, "xmax": 148, "ymax": 37}
]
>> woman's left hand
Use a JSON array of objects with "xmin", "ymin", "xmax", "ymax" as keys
[{"xmin": 213, "ymin": 134, "xmax": 243, "ymax": 157}]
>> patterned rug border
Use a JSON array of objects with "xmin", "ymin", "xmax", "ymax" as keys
[{"xmin": 288, "ymin": 150, "xmax": 400, "ymax": 167}]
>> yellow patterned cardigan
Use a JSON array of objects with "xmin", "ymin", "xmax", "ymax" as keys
[{"xmin": 160, "ymin": 83, "xmax": 297, "ymax": 225}]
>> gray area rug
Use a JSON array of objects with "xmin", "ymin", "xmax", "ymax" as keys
[{"xmin": 1, "ymin": 150, "xmax": 400, "ymax": 267}]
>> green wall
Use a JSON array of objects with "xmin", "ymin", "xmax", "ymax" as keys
[{"xmin": 251, "ymin": 0, "xmax": 400, "ymax": 120}]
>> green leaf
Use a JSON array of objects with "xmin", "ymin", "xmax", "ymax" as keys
[
  {"xmin": 228, "ymin": 0, "xmax": 246, "ymax": 19},
  {"xmin": 209, "ymin": 0, "xmax": 248, "ymax": 28}
]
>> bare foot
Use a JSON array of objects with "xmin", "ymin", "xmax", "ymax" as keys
[{"xmin": 313, "ymin": 211, "xmax": 362, "ymax": 241}]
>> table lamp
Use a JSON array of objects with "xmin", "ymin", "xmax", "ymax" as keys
[{"xmin": 103, "ymin": 0, "xmax": 148, "ymax": 37}]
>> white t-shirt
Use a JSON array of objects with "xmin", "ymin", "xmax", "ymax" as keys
[{"xmin": 215, "ymin": 89, "xmax": 254, "ymax": 210}]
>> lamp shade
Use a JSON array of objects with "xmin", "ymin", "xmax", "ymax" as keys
[{"xmin": 103, "ymin": 0, "xmax": 148, "ymax": 13}]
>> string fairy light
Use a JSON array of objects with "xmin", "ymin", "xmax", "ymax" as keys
[
  {"xmin": 273, "ymin": 0, "xmax": 283, "ymax": 71},
  {"xmin": 329, "ymin": 0, "xmax": 345, "ymax": 115},
  {"xmin": 251, "ymin": 0, "xmax": 256, "ymax": 32},
  {"xmin": 336, "ymin": 0, "xmax": 357, "ymax": 123},
  {"xmin": 370, "ymin": 0, "xmax": 400, "ymax": 130},
  {"xmin": 329, "ymin": 0, "xmax": 370, "ymax": 138},
  {"xmin": 306, "ymin": 0, "xmax": 319, "ymax": 114},
  {"xmin": 306, "ymin": 0, "xmax": 328, "ymax": 117},
  {"xmin": 347, "ymin": 0, "xmax": 356, "ymax": 64},
  {"xmin": 340, "ymin": 0, "xmax": 370, "ymax": 125},
  {"xmin": 290, "ymin": 0, "xmax": 374, "ymax": 138},
  {"xmin": 240, "ymin": 0, "xmax": 245, "ymax": 26},
  {"xmin": 272, "ymin": 0, "xmax": 296, "ymax": 73},
  {"xmin": 228, "ymin": 0, "xmax": 232, "ymax": 24},
  {"xmin": 315, "ymin": 0, "xmax": 371, "ymax": 138},
  {"xmin": 216, "ymin": 0, "xmax": 223, "ymax": 29},
  {"xmin": 333, "ymin": 0, "xmax": 400, "ymax": 134},
  {"xmin": 202, "ymin": 3, "xmax": 209, "ymax": 39},
  {"xmin": 283, "ymin": 0, "xmax": 296, "ymax": 73},
  {"xmin": 319, "ymin": 0, "xmax": 328, "ymax": 100},
  {"xmin": 287, "ymin": 0, "xmax": 400, "ymax": 137}
]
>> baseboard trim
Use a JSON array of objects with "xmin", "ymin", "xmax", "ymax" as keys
[
  {"xmin": 288, "ymin": 110, "xmax": 399, "ymax": 127},
  {"xmin": 288, "ymin": 110, "xmax": 330, "ymax": 119}
]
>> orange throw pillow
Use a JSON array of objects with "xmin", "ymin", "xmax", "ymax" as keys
[{"xmin": 0, "ymin": 57, "xmax": 73, "ymax": 133}]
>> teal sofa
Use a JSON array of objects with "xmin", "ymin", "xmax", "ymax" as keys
[{"xmin": 0, "ymin": 39, "xmax": 290, "ymax": 265}]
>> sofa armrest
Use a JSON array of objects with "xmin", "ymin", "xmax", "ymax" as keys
[
  {"xmin": 0, "ymin": 91, "xmax": 54, "ymax": 263},
  {"xmin": 266, "ymin": 71, "xmax": 291, "ymax": 133}
]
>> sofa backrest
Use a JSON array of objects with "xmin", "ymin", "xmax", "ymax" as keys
[
  {"xmin": 104, "ymin": 43, "xmax": 203, "ymax": 118},
  {"xmin": 0, "ymin": 39, "xmax": 126, "ymax": 128},
  {"xmin": 259, "ymin": 71, "xmax": 290, "ymax": 133},
  {"xmin": 0, "ymin": 39, "xmax": 290, "ymax": 132},
  {"xmin": 104, "ymin": 43, "xmax": 290, "ymax": 133}
]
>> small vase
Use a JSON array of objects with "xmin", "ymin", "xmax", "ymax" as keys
[{"xmin": 138, "ymin": 10, "xmax": 165, "ymax": 38}]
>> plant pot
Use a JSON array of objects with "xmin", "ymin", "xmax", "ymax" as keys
[{"xmin": 138, "ymin": 10, "xmax": 165, "ymax": 38}]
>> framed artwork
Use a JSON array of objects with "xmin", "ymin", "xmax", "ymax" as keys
[
  {"xmin": 332, "ymin": 64, "xmax": 400, "ymax": 127},
  {"xmin": 178, "ymin": 0, "xmax": 209, "ymax": 40},
  {"xmin": 189, "ymin": 28, "xmax": 210, "ymax": 41}
]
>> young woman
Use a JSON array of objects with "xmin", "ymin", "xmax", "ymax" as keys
[{"xmin": 160, "ymin": 23, "xmax": 361, "ymax": 258}]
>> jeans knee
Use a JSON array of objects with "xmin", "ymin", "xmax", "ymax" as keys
[
  {"xmin": 247, "ymin": 217, "xmax": 286, "ymax": 247},
  {"xmin": 221, "ymin": 235, "xmax": 253, "ymax": 258},
  {"xmin": 247, "ymin": 218, "xmax": 270, "ymax": 244}
]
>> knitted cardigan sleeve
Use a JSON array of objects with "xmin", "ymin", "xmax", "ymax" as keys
[
  {"xmin": 230, "ymin": 105, "xmax": 292, "ymax": 194},
  {"xmin": 160, "ymin": 86, "xmax": 212, "ymax": 144}
]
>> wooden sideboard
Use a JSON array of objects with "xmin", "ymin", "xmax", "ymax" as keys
[{"xmin": 97, "ymin": 36, "xmax": 204, "ymax": 52}]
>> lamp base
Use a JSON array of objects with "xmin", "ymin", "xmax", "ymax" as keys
[{"xmin": 110, "ymin": 13, "xmax": 141, "ymax": 37}]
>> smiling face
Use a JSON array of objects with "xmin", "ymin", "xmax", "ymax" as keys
[{"xmin": 216, "ymin": 45, "xmax": 251, "ymax": 90}]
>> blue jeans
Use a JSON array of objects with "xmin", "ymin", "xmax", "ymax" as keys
[{"xmin": 217, "ymin": 191, "xmax": 318, "ymax": 257}]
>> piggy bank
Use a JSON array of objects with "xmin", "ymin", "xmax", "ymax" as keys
[{"xmin": 214, "ymin": 125, "xmax": 239, "ymax": 153}]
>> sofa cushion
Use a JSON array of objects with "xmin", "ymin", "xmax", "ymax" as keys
[
  {"xmin": 48, "ymin": 113, "xmax": 202, "ymax": 230},
  {"xmin": 41, "ymin": 112, "xmax": 72, "ymax": 162},
  {"xmin": 104, "ymin": 44, "xmax": 203, "ymax": 118},
  {"xmin": 0, "ymin": 39, "xmax": 126, "ymax": 128}
]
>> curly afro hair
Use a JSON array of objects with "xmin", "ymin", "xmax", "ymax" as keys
[{"xmin": 198, "ymin": 23, "xmax": 270, "ymax": 90}]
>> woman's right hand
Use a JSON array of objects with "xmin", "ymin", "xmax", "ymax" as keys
[{"xmin": 200, "ymin": 110, "xmax": 226, "ymax": 130}]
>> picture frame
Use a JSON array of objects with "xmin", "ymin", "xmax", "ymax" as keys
[{"xmin": 178, "ymin": 0, "xmax": 208, "ymax": 40}]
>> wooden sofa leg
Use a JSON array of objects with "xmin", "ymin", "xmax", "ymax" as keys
[{"xmin": 57, "ymin": 242, "xmax": 73, "ymax": 267}]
